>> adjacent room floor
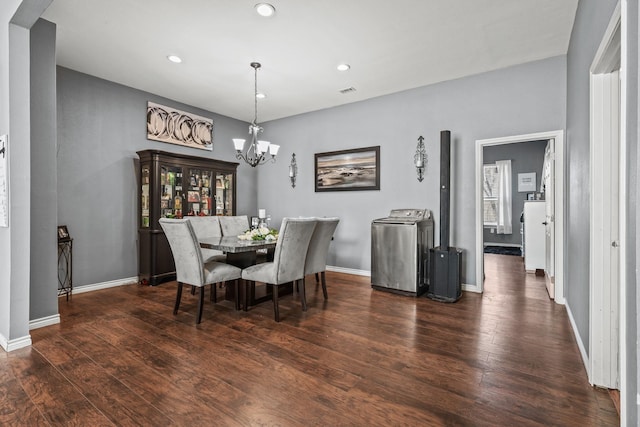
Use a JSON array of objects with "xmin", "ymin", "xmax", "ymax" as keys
[{"xmin": 1, "ymin": 255, "xmax": 618, "ymax": 425}]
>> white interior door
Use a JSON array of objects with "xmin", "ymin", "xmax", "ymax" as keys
[
  {"xmin": 589, "ymin": 68, "xmax": 620, "ymax": 389},
  {"xmin": 543, "ymin": 139, "xmax": 555, "ymax": 299}
]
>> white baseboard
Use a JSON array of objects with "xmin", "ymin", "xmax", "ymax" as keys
[
  {"xmin": 29, "ymin": 314, "xmax": 60, "ymax": 330},
  {"xmin": 72, "ymin": 276, "xmax": 138, "ymax": 295},
  {"xmin": 483, "ymin": 242, "xmax": 522, "ymax": 248},
  {"xmin": 0, "ymin": 332, "xmax": 32, "ymax": 352},
  {"xmin": 326, "ymin": 267, "xmax": 474, "ymax": 296},
  {"xmin": 326, "ymin": 266, "xmax": 371, "ymax": 277},
  {"xmin": 462, "ymin": 283, "xmax": 480, "ymax": 293},
  {"xmin": 565, "ymin": 301, "xmax": 590, "ymax": 380}
]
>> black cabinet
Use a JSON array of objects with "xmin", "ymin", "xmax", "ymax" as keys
[{"xmin": 137, "ymin": 149, "xmax": 238, "ymax": 286}]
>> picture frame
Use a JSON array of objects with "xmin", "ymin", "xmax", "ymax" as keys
[
  {"xmin": 518, "ymin": 172, "xmax": 536, "ymax": 192},
  {"xmin": 315, "ymin": 146, "xmax": 380, "ymax": 192},
  {"xmin": 526, "ymin": 193, "xmax": 535, "ymax": 201},
  {"xmin": 187, "ymin": 190, "xmax": 200, "ymax": 202},
  {"xmin": 57, "ymin": 225, "xmax": 70, "ymax": 242}
]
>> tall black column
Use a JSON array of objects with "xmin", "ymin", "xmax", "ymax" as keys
[{"xmin": 439, "ymin": 130, "xmax": 451, "ymax": 249}]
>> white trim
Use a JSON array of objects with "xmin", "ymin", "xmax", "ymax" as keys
[
  {"xmin": 72, "ymin": 276, "xmax": 138, "ymax": 294},
  {"xmin": 462, "ymin": 284, "xmax": 480, "ymax": 293},
  {"xmin": 483, "ymin": 242, "xmax": 522, "ymax": 248},
  {"xmin": 0, "ymin": 333, "xmax": 32, "ymax": 352},
  {"xmin": 475, "ymin": 130, "xmax": 565, "ymax": 302},
  {"xmin": 326, "ymin": 266, "xmax": 476, "ymax": 295},
  {"xmin": 29, "ymin": 314, "xmax": 60, "ymax": 330},
  {"xmin": 566, "ymin": 301, "xmax": 590, "ymax": 376},
  {"xmin": 326, "ymin": 266, "xmax": 370, "ymax": 277}
]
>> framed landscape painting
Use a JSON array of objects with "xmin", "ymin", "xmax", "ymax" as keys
[{"xmin": 315, "ymin": 146, "xmax": 380, "ymax": 192}]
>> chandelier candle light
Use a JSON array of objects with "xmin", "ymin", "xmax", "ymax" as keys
[{"xmin": 233, "ymin": 62, "xmax": 280, "ymax": 167}]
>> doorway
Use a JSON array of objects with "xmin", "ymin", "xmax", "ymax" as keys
[
  {"xmin": 474, "ymin": 130, "xmax": 565, "ymax": 304},
  {"xmin": 481, "ymin": 139, "xmax": 552, "ymax": 293}
]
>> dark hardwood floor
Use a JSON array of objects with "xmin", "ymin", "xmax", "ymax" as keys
[{"xmin": 1, "ymin": 254, "xmax": 619, "ymax": 426}]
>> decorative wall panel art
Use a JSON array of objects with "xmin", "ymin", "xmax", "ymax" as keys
[{"xmin": 147, "ymin": 102, "xmax": 213, "ymax": 151}]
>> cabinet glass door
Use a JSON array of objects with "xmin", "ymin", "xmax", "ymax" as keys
[
  {"xmin": 186, "ymin": 168, "xmax": 213, "ymax": 216},
  {"xmin": 215, "ymin": 172, "xmax": 233, "ymax": 216},
  {"xmin": 160, "ymin": 165, "xmax": 183, "ymax": 218},
  {"xmin": 141, "ymin": 166, "xmax": 150, "ymax": 227}
]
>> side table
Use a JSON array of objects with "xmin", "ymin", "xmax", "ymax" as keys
[{"xmin": 58, "ymin": 238, "xmax": 72, "ymax": 300}]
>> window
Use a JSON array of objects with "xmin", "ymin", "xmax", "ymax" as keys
[{"xmin": 483, "ymin": 164, "xmax": 499, "ymax": 226}]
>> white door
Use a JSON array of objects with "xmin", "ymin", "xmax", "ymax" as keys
[
  {"xmin": 589, "ymin": 68, "xmax": 620, "ymax": 389},
  {"xmin": 543, "ymin": 139, "xmax": 555, "ymax": 299}
]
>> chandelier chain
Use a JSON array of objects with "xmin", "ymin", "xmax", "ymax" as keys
[{"xmin": 254, "ymin": 64, "xmax": 258, "ymax": 124}]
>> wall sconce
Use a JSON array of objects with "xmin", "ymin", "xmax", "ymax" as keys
[
  {"xmin": 414, "ymin": 135, "xmax": 426, "ymax": 182},
  {"xmin": 289, "ymin": 153, "xmax": 297, "ymax": 188}
]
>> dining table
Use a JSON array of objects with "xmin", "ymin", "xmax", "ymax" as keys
[
  {"xmin": 199, "ymin": 236, "xmax": 284, "ymax": 306},
  {"xmin": 199, "ymin": 235, "xmax": 276, "ymax": 267}
]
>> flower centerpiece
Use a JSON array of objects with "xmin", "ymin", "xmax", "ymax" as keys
[{"xmin": 238, "ymin": 227, "xmax": 278, "ymax": 241}]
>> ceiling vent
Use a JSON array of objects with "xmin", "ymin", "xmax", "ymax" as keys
[{"xmin": 339, "ymin": 86, "xmax": 357, "ymax": 94}]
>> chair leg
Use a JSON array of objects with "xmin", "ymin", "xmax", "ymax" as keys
[
  {"xmin": 272, "ymin": 284, "xmax": 280, "ymax": 322},
  {"xmin": 191, "ymin": 285, "xmax": 196, "ymax": 295},
  {"xmin": 173, "ymin": 282, "xmax": 183, "ymax": 315},
  {"xmin": 299, "ymin": 279, "xmax": 307, "ymax": 312},
  {"xmin": 210, "ymin": 283, "xmax": 218, "ymax": 303},
  {"xmin": 321, "ymin": 271, "xmax": 328, "ymax": 300},
  {"xmin": 315, "ymin": 272, "xmax": 320, "ymax": 283},
  {"xmin": 196, "ymin": 286, "xmax": 205, "ymax": 324}
]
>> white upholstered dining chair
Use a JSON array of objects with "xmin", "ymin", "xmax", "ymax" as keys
[
  {"xmin": 219, "ymin": 215, "xmax": 250, "ymax": 237},
  {"xmin": 187, "ymin": 216, "xmax": 226, "ymax": 263},
  {"xmin": 159, "ymin": 218, "xmax": 242, "ymax": 324},
  {"xmin": 304, "ymin": 217, "xmax": 339, "ymax": 300},
  {"xmin": 241, "ymin": 217, "xmax": 317, "ymax": 322}
]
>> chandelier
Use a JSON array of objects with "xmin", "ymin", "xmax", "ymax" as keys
[{"xmin": 233, "ymin": 62, "xmax": 279, "ymax": 167}]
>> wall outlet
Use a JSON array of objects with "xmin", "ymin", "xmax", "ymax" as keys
[{"xmin": 490, "ymin": 228, "xmax": 495, "ymax": 233}]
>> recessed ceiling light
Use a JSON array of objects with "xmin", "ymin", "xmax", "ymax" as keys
[
  {"xmin": 167, "ymin": 55, "xmax": 182, "ymax": 63},
  {"xmin": 337, "ymin": 63, "xmax": 351, "ymax": 71},
  {"xmin": 255, "ymin": 3, "xmax": 275, "ymax": 17},
  {"xmin": 256, "ymin": 93, "xmax": 266, "ymax": 99}
]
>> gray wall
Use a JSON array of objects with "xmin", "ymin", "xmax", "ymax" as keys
[
  {"xmin": 30, "ymin": 18, "xmax": 58, "ymax": 321},
  {"xmin": 565, "ymin": 0, "xmax": 618, "ymax": 360},
  {"xmin": 256, "ymin": 56, "xmax": 566, "ymax": 283},
  {"xmin": 56, "ymin": 67, "xmax": 256, "ymax": 286},
  {"xmin": 483, "ymin": 140, "xmax": 547, "ymax": 246}
]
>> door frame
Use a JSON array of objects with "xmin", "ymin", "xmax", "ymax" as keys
[
  {"xmin": 474, "ymin": 130, "xmax": 565, "ymax": 304},
  {"xmin": 588, "ymin": 0, "xmax": 624, "ymax": 395}
]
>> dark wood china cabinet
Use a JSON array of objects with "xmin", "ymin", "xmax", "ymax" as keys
[{"xmin": 137, "ymin": 149, "xmax": 238, "ymax": 286}]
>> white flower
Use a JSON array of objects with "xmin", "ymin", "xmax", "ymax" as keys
[{"xmin": 237, "ymin": 227, "xmax": 278, "ymax": 241}]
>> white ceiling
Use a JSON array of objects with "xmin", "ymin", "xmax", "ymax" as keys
[{"xmin": 41, "ymin": 0, "xmax": 578, "ymax": 123}]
